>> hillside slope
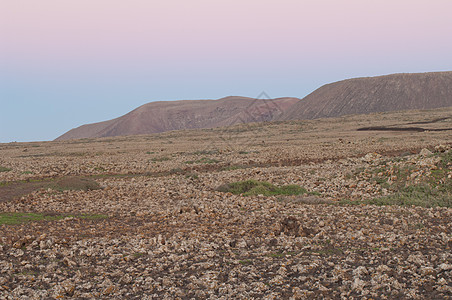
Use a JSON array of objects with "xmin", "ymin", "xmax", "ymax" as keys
[
  {"xmin": 56, "ymin": 97, "xmax": 299, "ymax": 140},
  {"xmin": 281, "ymin": 71, "xmax": 452, "ymax": 120}
]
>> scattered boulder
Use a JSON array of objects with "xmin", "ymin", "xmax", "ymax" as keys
[
  {"xmin": 435, "ymin": 144, "xmax": 450, "ymax": 153},
  {"xmin": 420, "ymin": 148, "xmax": 433, "ymax": 157},
  {"xmin": 362, "ymin": 152, "xmax": 382, "ymax": 163},
  {"xmin": 278, "ymin": 216, "xmax": 313, "ymax": 237}
]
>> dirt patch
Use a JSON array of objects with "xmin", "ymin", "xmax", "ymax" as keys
[
  {"xmin": 49, "ymin": 177, "xmax": 102, "ymax": 191},
  {"xmin": 0, "ymin": 177, "xmax": 101, "ymax": 203},
  {"xmin": 0, "ymin": 181, "xmax": 47, "ymax": 203}
]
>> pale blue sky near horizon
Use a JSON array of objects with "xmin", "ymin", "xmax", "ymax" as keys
[{"xmin": 1, "ymin": 0, "xmax": 452, "ymax": 143}]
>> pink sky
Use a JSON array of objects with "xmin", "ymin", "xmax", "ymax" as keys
[
  {"xmin": 1, "ymin": 0, "xmax": 452, "ymax": 142},
  {"xmin": 3, "ymin": 0, "xmax": 452, "ymax": 71}
]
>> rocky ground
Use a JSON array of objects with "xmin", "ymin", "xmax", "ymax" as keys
[{"xmin": 0, "ymin": 108, "xmax": 451, "ymax": 299}]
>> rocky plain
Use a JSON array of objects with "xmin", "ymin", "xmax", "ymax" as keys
[{"xmin": 0, "ymin": 107, "xmax": 451, "ymax": 299}]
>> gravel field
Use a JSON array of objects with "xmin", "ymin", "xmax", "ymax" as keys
[{"xmin": 1, "ymin": 108, "xmax": 451, "ymax": 299}]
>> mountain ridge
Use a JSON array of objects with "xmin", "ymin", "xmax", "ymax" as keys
[{"xmin": 56, "ymin": 71, "xmax": 452, "ymax": 141}]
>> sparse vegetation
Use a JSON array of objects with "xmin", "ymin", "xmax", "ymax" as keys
[
  {"xmin": 217, "ymin": 180, "xmax": 311, "ymax": 196},
  {"xmin": 0, "ymin": 213, "xmax": 60, "ymax": 225},
  {"xmin": 366, "ymin": 184, "xmax": 451, "ymax": 208},
  {"xmin": 132, "ymin": 252, "xmax": 146, "ymax": 258},
  {"xmin": 151, "ymin": 157, "xmax": 171, "ymax": 162},
  {"xmin": 0, "ymin": 212, "xmax": 108, "ymax": 225},
  {"xmin": 340, "ymin": 149, "xmax": 452, "ymax": 208},
  {"xmin": 438, "ymin": 149, "xmax": 452, "ymax": 169},
  {"xmin": 238, "ymin": 259, "xmax": 253, "ymax": 265},
  {"xmin": 200, "ymin": 157, "xmax": 219, "ymax": 164},
  {"xmin": 169, "ymin": 168, "xmax": 184, "ymax": 174},
  {"xmin": 383, "ymin": 152, "xmax": 449, "ymax": 207},
  {"xmin": 0, "ymin": 166, "xmax": 12, "ymax": 172},
  {"xmin": 185, "ymin": 173, "xmax": 199, "ymax": 180}
]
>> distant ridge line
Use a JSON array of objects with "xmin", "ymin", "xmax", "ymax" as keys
[{"xmin": 56, "ymin": 71, "xmax": 452, "ymax": 141}]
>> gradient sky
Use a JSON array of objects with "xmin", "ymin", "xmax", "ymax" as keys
[{"xmin": 1, "ymin": 0, "xmax": 452, "ymax": 142}]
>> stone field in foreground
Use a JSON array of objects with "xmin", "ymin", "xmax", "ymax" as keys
[{"xmin": 0, "ymin": 108, "xmax": 451, "ymax": 299}]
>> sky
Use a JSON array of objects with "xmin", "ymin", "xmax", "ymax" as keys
[{"xmin": 1, "ymin": 0, "xmax": 452, "ymax": 142}]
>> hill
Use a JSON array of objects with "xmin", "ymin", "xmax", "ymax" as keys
[
  {"xmin": 281, "ymin": 71, "xmax": 452, "ymax": 120},
  {"xmin": 56, "ymin": 96, "xmax": 299, "ymax": 140},
  {"xmin": 56, "ymin": 71, "xmax": 452, "ymax": 140}
]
